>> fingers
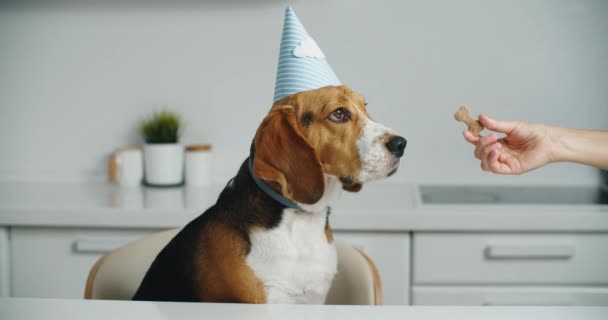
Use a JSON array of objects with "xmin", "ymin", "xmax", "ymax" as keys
[
  {"xmin": 474, "ymin": 134, "xmax": 498, "ymax": 160},
  {"xmin": 482, "ymin": 148, "xmax": 523, "ymax": 175},
  {"xmin": 474, "ymin": 134, "xmax": 515, "ymax": 174},
  {"xmin": 485, "ymin": 150, "xmax": 511, "ymax": 174},
  {"xmin": 462, "ymin": 130, "xmax": 480, "ymax": 145},
  {"xmin": 464, "ymin": 126, "xmax": 523, "ymax": 175},
  {"xmin": 499, "ymin": 152, "xmax": 522, "ymax": 174},
  {"xmin": 479, "ymin": 114, "xmax": 519, "ymax": 134},
  {"xmin": 479, "ymin": 143, "xmax": 501, "ymax": 171}
]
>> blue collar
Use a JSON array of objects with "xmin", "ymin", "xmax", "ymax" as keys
[{"xmin": 248, "ymin": 156, "xmax": 302, "ymax": 210}]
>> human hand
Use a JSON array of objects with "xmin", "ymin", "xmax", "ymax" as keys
[{"xmin": 463, "ymin": 115, "xmax": 555, "ymax": 175}]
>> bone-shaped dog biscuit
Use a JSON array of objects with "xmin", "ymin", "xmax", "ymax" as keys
[{"xmin": 454, "ymin": 106, "xmax": 484, "ymax": 136}]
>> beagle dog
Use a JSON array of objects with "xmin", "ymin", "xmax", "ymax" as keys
[{"xmin": 133, "ymin": 85, "xmax": 406, "ymax": 304}]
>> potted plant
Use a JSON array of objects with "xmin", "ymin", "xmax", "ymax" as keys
[{"xmin": 139, "ymin": 110, "xmax": 184, "ymax": 186}]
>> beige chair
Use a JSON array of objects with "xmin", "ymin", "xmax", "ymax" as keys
[{"xmin": 84, "ymin": 229, "xmax": 382, "ymax": 305}]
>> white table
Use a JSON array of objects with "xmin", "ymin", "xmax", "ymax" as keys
[{"xmin": 1, "ymin": 298, "xmax": 607, "ymax": 320}]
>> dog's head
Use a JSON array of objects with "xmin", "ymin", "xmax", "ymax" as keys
[{"xmin": 252, "ymin": 85, "xmax": 406, "ymax": 205}]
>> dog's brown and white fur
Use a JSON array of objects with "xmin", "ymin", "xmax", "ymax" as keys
[{"xmin": 133, "ymin": 85, "xmax": 405, "ymax": 304}]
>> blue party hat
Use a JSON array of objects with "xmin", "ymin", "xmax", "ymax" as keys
[{"xmin": 273, "ymin": 6, "xmax": 341, "ymax": 103}]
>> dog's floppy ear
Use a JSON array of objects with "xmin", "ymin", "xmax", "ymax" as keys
[{"xmin": 253, "ymin": 106, "xmax": 325, "ymax": 205}]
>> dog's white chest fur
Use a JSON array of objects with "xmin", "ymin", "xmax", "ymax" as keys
[{"xmin": 245, "ymin": 208, "xmax": 337, "ymax": 304}]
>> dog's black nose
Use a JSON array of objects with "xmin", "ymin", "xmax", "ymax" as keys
[{"xmin": 386, "ymin": 136, "xmax": 407, "ymax": 158}]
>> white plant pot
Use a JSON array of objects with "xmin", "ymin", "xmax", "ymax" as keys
[{"xmin": 143, "ymin": 144, "xmax": 184, "ymax": 186}]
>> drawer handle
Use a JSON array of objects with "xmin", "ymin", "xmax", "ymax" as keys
[
  {"xmin": 485, "ymin": 244, "xmax": 574, "ymax": 259},
  {"xmin": 74, "ymin": 239, "xmax": 131, "ymax": 253},
  {"xmin": 483, "ymin": 297, "xmax": 574, "ymax": 306}
]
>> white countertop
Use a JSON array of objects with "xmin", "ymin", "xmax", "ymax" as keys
[
  {"xmin": 0, "ymin": 181, "xmax": 607, "ymax": 231},
  {"xmin": 1, "ymin": 298, "xmax": 607, "ymax": 320}
]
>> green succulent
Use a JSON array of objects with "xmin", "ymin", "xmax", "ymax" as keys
[{"xmin": 139, "ymin": 110, "xmax": 182, "ymax": 144}]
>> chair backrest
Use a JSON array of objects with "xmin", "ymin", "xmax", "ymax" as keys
[{"xmin": 84, "ymin": 229, "xmax": 382, "ymax": 305}]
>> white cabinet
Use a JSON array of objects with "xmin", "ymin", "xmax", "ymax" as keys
[
  {"xmin": 8, "ymin": 228, "xmax": 411, "ymax": 304},
  {"xmin": 9, "ymin": 227, "xmax": 608, "ymax": 306},
  {"xmin": 334, "ymin": 232, "xmax": 410, "ymax": 305},
  {"xmin": 413, "ymin": 286, "xmax": 608, "ymax": 306},
  {"xmin": 10, "ymin": 227, "xmax": 161, "ymax": 298},
  {"xmin": 413, "ymin": 233, "xmax": 608, "ymax": 285},
  {"xmin": 412, "ymin": 232, "xmax": 608, "ymax": 306}
]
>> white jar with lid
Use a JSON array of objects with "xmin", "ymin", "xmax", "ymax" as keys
[
  {"xmin": 108, "ymin": 147, "xmax": 143, "ymax": 187},
  {"xmin": 185, "ymin": 144, "xmax": 212, "ymax": 186}
]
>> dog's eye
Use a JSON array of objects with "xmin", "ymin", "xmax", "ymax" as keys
[{"xmin": 328, "ymin": 108, "xmax": 350, "ymax": 123}]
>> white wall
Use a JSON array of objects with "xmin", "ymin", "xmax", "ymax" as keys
[{"xmin": 1, "ymin": 0, "xmax": 607, "ymax": 185}]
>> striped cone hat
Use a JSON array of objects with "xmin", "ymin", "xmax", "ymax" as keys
[{"xmin": 273, "ymin": 6, "xmax": 341, "ymax": 103}]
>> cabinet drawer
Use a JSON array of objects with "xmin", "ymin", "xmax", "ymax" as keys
[
  {"xmin": 413, "ymin": 233, "xmax": 608, "ymax": 285},
  {"xmin": 334, "ymin": 232, "xmax": 410, "ymax": 305},
  {"xmin": 413, "ymin": 286, "xmax": 608, "ymax": 306},
  {"xmin": 10, "ymin": 227, "xmax": 162, "ymax": 298}
]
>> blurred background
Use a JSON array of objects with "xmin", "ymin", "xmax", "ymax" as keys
[
  {"xmin": 1, "ymin": 0, "xmax": 607, "ymax": 185},
  {"xmin": 0, "ymin": 0, "xmax": 607, "ymax": 308}
]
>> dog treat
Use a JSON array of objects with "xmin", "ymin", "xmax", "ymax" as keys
[{"xmin": 454, "ymin": 106, "xmax": 484, "ymax": 136}]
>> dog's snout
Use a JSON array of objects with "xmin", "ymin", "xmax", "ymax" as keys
[{"xmin": 386, "ymin": 136, "xmax": 407, "ymax": 158}]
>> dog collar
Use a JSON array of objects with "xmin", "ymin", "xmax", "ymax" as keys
[{"xmin": 247, "ymin": 154, "xmax": 302, "ymax": 211}]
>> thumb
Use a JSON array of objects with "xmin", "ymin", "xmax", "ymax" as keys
[{"xmin": 479, "ymin": 114, "xmax": 518, "ymax": 134}]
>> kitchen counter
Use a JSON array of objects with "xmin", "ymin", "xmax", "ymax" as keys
[
  {"xmin": 3, "ymin": 182, "xmax": 608, "ymax": 305},
  {"xmin": 1, "ymin": 298, "xmax": 607, "ymax": 320},
  {"xmin": 1, "ymin": 181, "xmax": 607, "ymax": 231}
]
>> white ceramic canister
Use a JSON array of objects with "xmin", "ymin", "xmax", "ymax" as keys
[
  {"xmin": 185, "ymin": 144, "xmax": 212, "ymax": 186},
  {"xmin": 108, "ymin": 147, "xmax": 143, "ymax": 187}
]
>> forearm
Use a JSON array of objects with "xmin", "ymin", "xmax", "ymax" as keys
[{"xmin": 550, "ymin": 126, "xmax": 608, "ymax": 170}]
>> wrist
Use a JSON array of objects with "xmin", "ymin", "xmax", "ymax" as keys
[
  {"xmin": 543, "ymin": 125, "xmax": 608, "ymax": 170},
  {"xmin": 547, "ymin": 125, "xmax": 571, "ymax": 164}
]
